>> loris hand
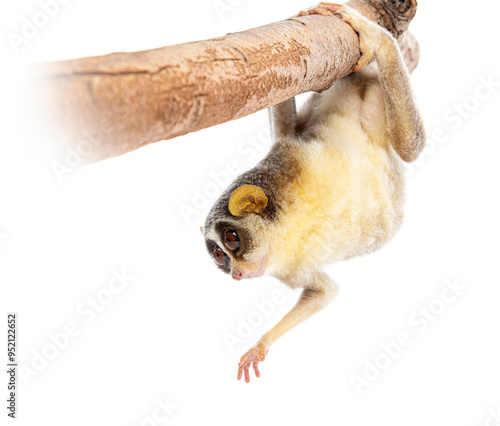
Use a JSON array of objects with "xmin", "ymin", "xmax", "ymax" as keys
[
  {"xmin": 299, "ymin": 3, "xmax": 383, "ymax": 72},
  {"xmin": 237, "ymin": 342, "xmax": 268, "ymax": 383}
]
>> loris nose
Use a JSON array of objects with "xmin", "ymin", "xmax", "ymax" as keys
[{"xmin": 232, "ymin": 270, "xmax": 244, "ymax": 280}]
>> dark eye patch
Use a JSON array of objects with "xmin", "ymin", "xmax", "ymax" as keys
[
  {"xmin": 213, "ymin": 246, "xmax": 229, "ymax": 268},
  {"xmin": 205, "ymin": 239, "xmax": 230, "ymax": 274},
  {"xmin": 214, "ymin": 221, "xmax": 251, "ymax": 257},
  {"xmin": 224, "ymin": 230, "xmax": 241, "ymax": 252}
]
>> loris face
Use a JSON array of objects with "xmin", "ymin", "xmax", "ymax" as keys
[
  {"xmin": 204, "ymin": 215, "xmax": 269, "ymax": 280},
  {"xmin": 203, "ymin": 184, "xmax": 271, "ymax": 280}
]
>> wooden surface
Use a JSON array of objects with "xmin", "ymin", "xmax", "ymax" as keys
[{"xmin": 28, "ymin": 0, "xmax": 419, "ymax": 164}]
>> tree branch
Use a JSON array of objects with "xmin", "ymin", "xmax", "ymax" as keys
[{"xmin": 28, "ymin": 0, "xmax": 419, "ymax": 164}]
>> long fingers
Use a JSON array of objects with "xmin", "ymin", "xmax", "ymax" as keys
[
  {"xmin": 237, "ymin": 345, "xmax": 268, "ymax": 382},
  {"xmin": 244, "ymin": 363, "xmax": 251, "ymax": 383},
  {"xmin": 237, "ymin": 352, "xmax": 262, "ymax": 383},
  {"xmin": 237, "ymin": 359, "xmax": 257, "ymax": 383},
  {"xmin": 237, "ymin": 365, "xmax": 243, "ymax": 381},
  {"xmin": 252, "ymin": 361, "xmax": 261, "ymax": 378}
]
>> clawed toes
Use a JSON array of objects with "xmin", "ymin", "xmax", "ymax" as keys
[
  {"xmin": 298, "ymin": 3, "xmax": 357, "ymax": 27},
  {"xmin": 319, "ymin": 3, "xmax": 343, "ymax": 11},
  {"xmin": 299, "ymin": 8, "xmax": 331, "ymax": 17},
  {"xmin": 298, "ymin": 2, "xmax": 343, "ymax": 17}
]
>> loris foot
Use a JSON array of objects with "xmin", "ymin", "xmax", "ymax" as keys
[
  {"xmin": 237, "ymin": 342, "xmax": 268, "ymax": 383},
  {"xmin": 298, "ymin": 3, "xmax": 383, "ymax": 72},
  {"xmin": 298, "ymin": 2, "xmax": 344, "ymax": 17}
]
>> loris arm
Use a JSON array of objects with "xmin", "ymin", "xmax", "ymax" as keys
[
  {"xmin": 375, "ymin": 33, "xmax": 426, "ymax": 162},
  {"xmin": 237, "ymin": 272, "xmax": 338, "ymax": 383}
]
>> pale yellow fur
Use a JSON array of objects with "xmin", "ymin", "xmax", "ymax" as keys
[{"xmin": 268, "ymin": 78, "xmax": 405, "ymax": 280}]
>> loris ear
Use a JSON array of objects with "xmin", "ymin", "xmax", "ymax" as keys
[{"xmin": 229, "ymin": 185, "xmax": 268, "ymax": 217}]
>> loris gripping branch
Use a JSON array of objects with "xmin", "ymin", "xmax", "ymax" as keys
[{"xmin": 202, "ymin": 3, "xmax": 425, "ymax": 383}]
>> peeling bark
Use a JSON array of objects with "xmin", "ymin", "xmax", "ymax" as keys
[{"xmin": 28, "ymin": 0, "xmax": 419, "ymax": 164}]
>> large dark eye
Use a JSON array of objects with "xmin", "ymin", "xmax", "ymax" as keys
[
  {"xmin": 213, "ymin": 246, "xmax": 229, "ymax": 267},
  {"xmin": 224, "ymin": 230, "xmax": 241, "ymax": 252}
]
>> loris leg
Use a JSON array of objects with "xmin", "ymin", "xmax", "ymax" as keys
[
  {"xmin": 295, "ymin": 92, "xmax": 321, "ymax": 135},
  {"xmin": 269, "ymin": 97, "xmax": 297, "ymax": 140},
  {"xmin": 325, "ymin": 4, "xmax": 426, "ymax": 162},
  {"xmin": 237, "ymin": 272, "xmax": 338, "ymax": 383},
  {"xmin": 271, "ymin": 94, "xmax": 322, "ymax": 138}
]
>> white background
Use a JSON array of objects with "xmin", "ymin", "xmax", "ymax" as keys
[{"xmin": 1, "ymin": 0, "xmax": 500, "ymax": 425}]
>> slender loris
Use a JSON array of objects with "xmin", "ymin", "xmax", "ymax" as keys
[{"xmin": 202, "ymin": 3, "xmax": 425, "ymax": 383}]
